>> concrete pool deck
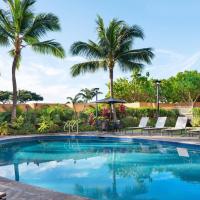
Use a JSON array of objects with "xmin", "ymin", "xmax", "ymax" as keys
[
  {"xmin": 0, "ymin": 177, "xmax": 89, "ymax": 200},
  {"xmin": 1, "ymin": 133, "xmax": 200, "ymax": 199}
]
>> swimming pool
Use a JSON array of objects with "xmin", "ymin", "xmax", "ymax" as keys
[{"xmin": 0, "ymin": 136, "xmax": 200, "ymax": 200}]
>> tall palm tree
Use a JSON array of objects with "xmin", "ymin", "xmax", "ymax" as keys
[
  {"xmin": 0, "ymin": 0, "xmax": 65, "ymax": 121},
  {"xmin": 70, "ymin": 16, "xmax": 154, "ymax": 120}
]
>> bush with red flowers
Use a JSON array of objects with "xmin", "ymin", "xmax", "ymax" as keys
[
  {"xmin": 88, "ymin": 113, "xmax": 95, "ymax": 126},
  {"xmin": 101, "ymin": 107, "xmax": 110, "ymax": 119}
]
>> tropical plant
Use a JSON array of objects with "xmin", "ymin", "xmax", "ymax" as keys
[
  {"xmin": 70, "ymin": 15, "xmax": 154, "ymax": 120},
  {"xmin": 67, "ymin": 94, "xmax": 82, "ymax": 118},
  {"xmin": 12, "ymin": 115, "xmax": 25, "ymax": 129},
  {"xmin": 78, "ymin": 88, "xmax": 101, "ymax": 103},
  {"xmin": 41, "ymin": 105, "xmax": 74, "ymax": 124},
  {"xmin": 0, "ymin": 121, "xmax": 9, "ymax": 135},
  {"xmin": 78, "ymin": 88, "xmax": 102, "ymax": 103},
  {"xmin": 78, "ymin": 88, "xmax": 94, "ymax": 103},
  {"xmin": 67, "ymin": 95, "xmax": 82, "ymax": 104},
  {"xmin": 0, "ymin": 0, "xmax": 65, "ymax": 121},
  {"xmin": 38, "ymin": 115, "xmax": 58, "ymax": 133},
  {"xmin": 0, "ymin": 112, "xmax": 11, "ymax": 123},
  {"xmin": 0, "ymin": 91, "xmax": 12, "ymax": 104}
]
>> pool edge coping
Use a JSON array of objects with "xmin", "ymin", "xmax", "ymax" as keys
[{"xmin": 1, "ymin": 134, "xmax": 200, "ymax": 148}]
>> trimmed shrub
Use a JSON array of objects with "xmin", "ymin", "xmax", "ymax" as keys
[
  {"xmin": 79, "ymin": 124, "xmax": 96, "ymax": 132},
  {"xmin": 121, "ymin": 108, "xmax": 179, "ymax": 127},
  {"xmin": 121, "ymin": 116, "xmax": 137, "ymax": 127}
]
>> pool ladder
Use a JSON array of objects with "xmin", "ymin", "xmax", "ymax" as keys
[{"xmin": 64, "ymin": 120, "xmax": 79, "ymax": 134}]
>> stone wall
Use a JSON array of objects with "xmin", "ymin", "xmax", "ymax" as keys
[{"xmin": 0, "ymin": 102, "xmax": 199, "ymax": 113}]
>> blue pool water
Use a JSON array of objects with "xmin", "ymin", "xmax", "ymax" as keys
[{"xmin": 1, "ymin": 137, "xmax": 200, "ymax": 200}]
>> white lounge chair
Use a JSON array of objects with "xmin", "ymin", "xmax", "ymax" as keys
[
  {"xmin": 164, "ymin": 117, "xmax": 188, "ymax": 136},
  {"xmin": 125, "ymin": 117, "xmax": 149, "ymax": 134},
  {"xmin": 142, "ymin": 117, "xmax": 167, "ymax": 135}
]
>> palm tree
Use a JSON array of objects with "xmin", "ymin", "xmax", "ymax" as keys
[
  {"xmin": 70, "ymin": 16, "xmax": 154, "ymax": 120},
  {"xmin": 78, "ymin": 88, "xmax": 102, "ymax": 103},
  {"xmin": 0, "ymin": 0, "xmax": 65, "ymax": 122},
  {"xmin": 67, "ymin": 94, "xmax": 82, "ymax": 118},
  {"xmin": 90, "ymin": 88, "xmax": 102, "ymax": 99},
  {"xmin": 78, "ymin": 88, "xmax": 94, "ymax": 103}
]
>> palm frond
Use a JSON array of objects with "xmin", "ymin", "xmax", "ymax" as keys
[
  {"xmin": 119, "ymin": 25, "xmax": 144, "ymax": 44},
  {"xmin": 71, "ymin": 60, "xmax": 107, "ymax": 77},
  {"xmin": 24, "ymin": 13, "xmax": 60, "ymax": 39},
  {"xmin": 106, "ymin": 18, "xmax": 124, "ymax": 49},
  {"xmin": 19, "ymin": 0, "xmax": 35, "ymax": 33},
  {"xmin": 0, "ymin": 34, "xmax": 9, "ymax": 46},
  {"xmin": 67, "ymin": 95, "xmax": 82, "ymax": 104},
  {"xmin": 70, "ymin": 41, "xmax": 103, "ymax": 59},
  {"xmin": 96, "ymin": 15, "xmax": 110, "ymax": 50},
  {"xmin": 3, "ymin": 0, "xmax": 35, "ymax": 35},
  {"xmin": 114, "ymin": 39, "xmax": 132, "ymax": 57},
  {"xmin": 91, "ymin": 88, "xmax": 102, "ymax": 95},
  {"xmin": 118, "ymin": 48, "xmax": 154, "ymax": 64},
  {"xmin": 0, "ymin": 9, "xmax": 14, "ymax": 39},
  {"xmin": 21, "ymin": 0, "xmax": 36, "ymax": 12},
  {"xmin": 96, "ymin": 15, "xmax": 106, "ymax": 40},
  {"xmin": 118, "ymin": 59, "xmax": 144, "ymax": 72},
  {"xmin": 31, "ymin": 40, "xmax": 65, "ymax": 58}
]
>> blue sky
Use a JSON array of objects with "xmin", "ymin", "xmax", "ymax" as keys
[{"xmin": 1, "ymin": 0, "xmax": 200, "ymax": 102}]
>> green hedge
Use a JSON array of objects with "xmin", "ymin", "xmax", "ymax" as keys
[
  {"xmin": 121, "ymin": 108, "xmax": 179, "ymax": 128},
  {"xmin": 0, "ymin": 106, "xmax": 180, "ymax": 135}
]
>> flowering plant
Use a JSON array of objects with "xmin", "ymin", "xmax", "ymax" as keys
[
  {"xmin": 118, "ymin": 104, "xmax": 126, "ymax": 113},
  {"xmin": 101, "ymin": 107, "xmax": 110, "ymax": 119}
]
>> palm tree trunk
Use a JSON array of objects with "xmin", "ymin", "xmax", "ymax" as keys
[
  {"xmin": 11, "ymin": 54, "xmax": 19, "ymax": 122},
  {"xmin": 109, "ymin": 68, "xmax": 117, "ymax": 121}
]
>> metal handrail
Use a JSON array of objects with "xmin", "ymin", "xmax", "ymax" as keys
[{"xmin": 64, "ymin": 120, "xmax": 80, "ymax": 133}]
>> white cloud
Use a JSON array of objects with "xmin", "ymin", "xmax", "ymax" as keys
[
  {"xmin": 0, "ymin": 53, "xmax": 106, "ymax": 102},
  {"xmin": 65, "ymin": 56, "xmax": 86, "ymax": 63},
  {"xmin": 148, "ymin": 49, "xmax": 200, "ymax": 78},
  {"xmin": 182, "ymin": 51, "xmax": 200, "ymax": 70},
  {"xmin": 31, "ymin": 64, "xmax": 63, "ymax": 76},
  {"xmin": 155, "ymin": 49, "xmax": 184, "ymax": 60}
]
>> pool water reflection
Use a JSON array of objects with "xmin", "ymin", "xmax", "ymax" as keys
[{"xmin": 0, "ymin": 138, "xmax": 200, "ymax": 200}]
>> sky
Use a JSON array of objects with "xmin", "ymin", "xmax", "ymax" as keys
[{"xmin": 1, "ymin": 0, "xmax": 200, "ymax": 103}]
